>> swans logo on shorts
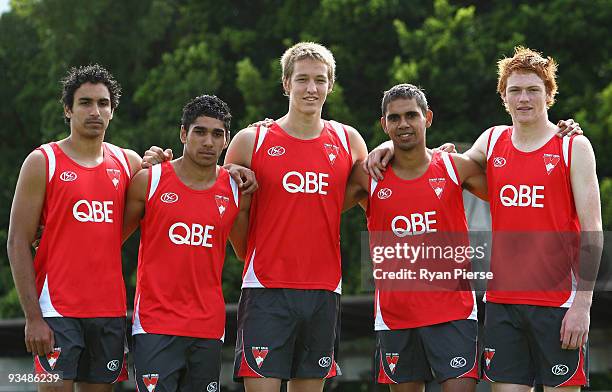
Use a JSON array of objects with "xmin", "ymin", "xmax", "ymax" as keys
[
  {"xmin": 385, "ymin": 353, "xmax": 399, "ymax": 374},
  {"xmin": 106, "ymin": 169, "xmax": 121, "ymax": 189},
  {"xmin": 324, "ymin": 143, "xmax": 340, "ymax": 165},
  {"xmin": 142, "ymin": 374, "xmax": 159, "ymax": 392},
  {"xmin": 46, "ymin": 347, "xmax": 61, "ymax": 370},
  {"xmin": 215, "ymin": 195, "xmax": 229, "ymax": 217},
  {"xmin": 252, "ymin": 347, "xmax": 269, "ymax": 368},
  {"xmin": 429, "ymin": 178, "xmax": 446, "ymax": 199},
  {"xmin": 483, "ymin": 348, "xmax": 495, "ymax": 370},
  {"xmin": 206, "ymin": 381, "xmax": 218, "ymax": 392},
  {"xmin": 543, "ymin": 154, "xmax": 560, "ymax": 175}
]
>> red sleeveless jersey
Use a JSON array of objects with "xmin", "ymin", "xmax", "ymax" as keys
[
  {"xmin": 242, "ymin": 121, "xmax": 352, "ymax": 293},
  {"xmin": 485, "ymin": 126, "xmax": 580, "ymax": 307},
  {"xmin": 34, "ymin": 142, "xmax": 130, "ymax": 317},
  {"xmin": 367, "ymin": 152, "xmax": 477, "ymax": 330},
  {"xmin": 133, "ymin": 163, "xmax": 240, "ymax": 339}
]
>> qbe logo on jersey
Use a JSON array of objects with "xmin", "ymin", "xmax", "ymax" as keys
[
  {"xmin": 168, "ymin": 222, "xmax": 214, "ymax": 247},
  {"xmin": 283, "ymin": 171, "xmax": 329, "ymax": 195},
  {"xmin": 73, "ymin": 200, "xmax": 114, "ymax": 223},
  {"xmin": 391, "ymin": 211, "xmax": 437, "ymax": 237},
  {"xmin": 499, "ymin": 184, "xmax": 544, "ymax": 208}
]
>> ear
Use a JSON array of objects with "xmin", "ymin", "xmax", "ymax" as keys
[
  {"xmin": 327, "ymin": 81, "xmax": 334, "ymax": 94},
  {"xmin": 180, "ymin": 125, "xmax": 187, "ymax": 144},
  {"xmin": 282, "ymin": 78, "xmax": 291, "ymax": 96},
  {"xmin": 64, "ymin": 105, "xmax": 72, "ymax": 119},
  {"xmin": 109, "ymin": 107, "xmax": 114, "ymax": 121},
  {"xmin": 380, "ymin": 116, "xmax": 389, "ymax": 135},
  {"xmin": 425, "ymin": 109, "xmax": 433, "ymax": 128},
  {"xmin": 224, "ymin": 131, "xmax": 230, "ymax": 149}
]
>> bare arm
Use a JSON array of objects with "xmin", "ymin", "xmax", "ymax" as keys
[
  {"xmin": 122, "ymin": 169, "xmax": 149, "ymax": 242},
  {"xmin": 124, "ymin": 148, "xmax": 143, "ymax": 177},
  {"xmin": 451, "ymin": 153, "xmax": 488, "ymax": 201},
  {"xmin": 7, "ymin": 151, "xmax": 55, "ymax": 356},
  {"xmin": 224, "ymin": 127, "xmax": 257, "ymax": 168},
  {"xmin": 560, "ymin": 135, "xmax": 603, "ymax": 350},
  {"xmin": 229, "ymin": 194, "xmax": 252, "ymax": 260},
  {"xmin": 343, "ymin": 163, "xmax": 370, "ymax": 212}
]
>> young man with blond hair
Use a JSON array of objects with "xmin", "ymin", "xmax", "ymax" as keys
[
  {"xmin": 223, "ymin": 41, "xmax": 368, "ymax": 392},
  {"xmin": 366, "ymin": 47, "xmax": 601, "ymax": 391}
]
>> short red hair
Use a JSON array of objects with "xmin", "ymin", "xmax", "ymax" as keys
[{"xmin": 497, "ymin": 46, "xmax": 558, "ymax": 108}]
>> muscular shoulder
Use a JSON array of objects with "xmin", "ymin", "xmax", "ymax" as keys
[{"xmin": 225, "ymin": 127, "xmax": 258, "ymax": 167}]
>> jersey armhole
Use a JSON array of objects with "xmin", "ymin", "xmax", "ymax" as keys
[
  {"xmin": 442, "ymin": 152, "xmax": 461, "ymax": 186},
  {"xmin": 485, "ymin": 127, "xmax": 495, "ymax": 160},
  {"xmin": 147, "ymin": 164, "xmax": 162, "ymax": 202},
  {"xmin": 38, "ymin": 144, "xmax": 54, "ymax": 184}
]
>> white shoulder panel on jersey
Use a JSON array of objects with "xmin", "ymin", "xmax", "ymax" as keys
[
  {"xmin": 370, "ymin": 178, "xmax": 379, "ymax": 196},
  {"xmin": 39, "ymin": 275, "xmax": 62, "ymax": 317},
  {"xmin": 40, "ymin": 144, "xmax": 56, "ymax": 183},
  {"xmin": 486, "ymin": 126, "xmax": 506, "ymax": 161},
  {"xmin": 329, "ymin": 120, "xmax": 350, "ymax": 153},
  {"xmin": 562, "ymin": 136, "xmax": 571, "ymax": 167},
  {"xmin": 148, "ymin": 164, "xmax": 162, "ymax": 201},
  {"xmin": 374, "ymin": 290, "xmax": 390, "ymax": 331},
  {"xmin": 441, "ymin": 152, "xmax": 459, "ymax": 186},
  {"xmin": 255, "ymin": 125, "xmax": 269, "ymax": 153},
  {"xmin": 104, "ymin": 142, "xmax": 131, "ymax": 178},
  {"xmin": 229, "ymin": 175, "xmax": 239, "ymax": 207}
]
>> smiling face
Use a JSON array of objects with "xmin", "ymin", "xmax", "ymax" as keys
[
  {"xmin": 283, "ymin": 58, "xmax": 331, "ymax": 117},
  {"xmin": 381, "ymin": 97, "xmax": 433, "ymax": 151},
  {"xmin": 502, "ymin": 71, "xmax": 550, "ymax": 125},
  {"xmin": 64, "ymin": 82, "xmax": 114, "ymax": 139},
  {"xmin": 180, "ymin": 115, "xmax": 227, "ymax": 168}
]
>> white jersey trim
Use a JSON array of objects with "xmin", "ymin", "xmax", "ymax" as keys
[
  {"xmin": 441, "ymin": 152, "xmax": 459, "ymax": 185},
  {"xmin": 560, "ymin": 270, "xmax": 577, "ymax": 308},
  {"xmin": 374, "ymin": 290, "xmax": 390, "ymax": 331},
  {"xmin": 562, "ymin": 135, "xmax": 571, "ymax": 167},
  {"xmin": 255, "ymin": 125, "xmax": 269, "ymax": 153},
  {"xmin": 39, "ymin": 275, "xmax": 62, "ymax": 317},
  {"xmin": 40, "ymin": 144, "xmax": 56, "ymax": 183},
  {"xmin": 486, "ymin": 126, "xmax": 506, "ymax": 161},
  {"xmin": 132, "ymin": 294, "xmax": 146, "ymax": 335},
  {"xmin": 329, "ymin": 120, "xmax": 350, "ymax": 153},
  {"xmin": 148, "ymin": 164, "xmax": 162, "ymax": 201},
  {"xmin": 370, "ymin": 178, "xmax": 378, "ymax": 196},
  {"xmin": 104, "ymin": 142, "xmax": 131, "ymax": 179},
  {"xmin": 242, "ymin": 249, "xmax": 264, "ymax": 288},
  {"xmin": 229, "ymin": 176, "xmax": 239, "ymax": 207},
  {"xmin": 468, "ymin": 291, "xmax": 478, "ymax": 321},
  {"xmin": 334, "ymin": 279, "xmax": 342, "ymax": 294}
]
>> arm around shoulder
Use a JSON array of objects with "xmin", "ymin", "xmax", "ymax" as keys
[
  {"xmin": 122, "ymin": 168, "xmax": 149, "ymax": 242},
  {"xmin": 224, "ymin": 127, "xmax": 257, "ymax": 168}
]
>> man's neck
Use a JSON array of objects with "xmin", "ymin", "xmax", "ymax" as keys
[
  {"xmin": 391, "ymin": 145, "xmax": 432, "ymax": 180},
  {"xmin": 59, "ymin": 132, "xmax": 105, "ymax": 166},
  {"xmin": 277, "ymin": 109, "xmax": 324, "ymax": 139},
  {"xmin": 511, "ymin": 116, "xmax": 558, "ymax": 150},
  {"xmin": 172, "ymin": 156, "xmax": 218, "ymax": 191}
]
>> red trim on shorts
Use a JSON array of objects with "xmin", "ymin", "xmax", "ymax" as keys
[
  {"xmin": 324, "ymin": 353, "xmax": 338, "ymax": 379},
  {"xmin": 237, "ymin": 332, "xmax": 263, "ymax": 378},
  {"xmin": 112, "ymin": 352, "xmax": 129, "ymax": 383},
  {"xmin": 457, "ymin": 343, "xmax": 479, "ymax": 379},
  {"xmin": 377, "ymin": 349, "xmax": 397, "ymax": 384},
  {"xmin": 482, "ymin": 370, "xmax": 495, "ymax": 383},
  {"xmin": 34, "ymin": 356, "xmax": 50, "ymax": 375},
  {"xmin": 556, "ymin": 346, "xmax": 587, "ymax": 387}
]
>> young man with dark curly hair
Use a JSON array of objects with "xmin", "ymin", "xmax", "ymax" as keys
[
  {"xmin": 8, "ymin": 64, "xmax": 142, "ymax": 391},
  {"xmin": 122, "ymin": 94, "xmax": 252, "ymax": 392}
]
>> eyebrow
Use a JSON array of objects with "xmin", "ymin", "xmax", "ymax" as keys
[
  {"xmin": 192, "ymin": 125, "xmax": 225, "ymax": 132},
  {"xmin": 77, "ymin": 97, "xmax": 110, "ymax": 102},
  {"xmin": 387, "ymin": 110, "xmax": 419, "ymax": 118}
]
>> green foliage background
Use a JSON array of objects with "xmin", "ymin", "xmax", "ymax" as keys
[{"xmin": 1, "ymin": 0, "xmax": 611, "ymax": 317}]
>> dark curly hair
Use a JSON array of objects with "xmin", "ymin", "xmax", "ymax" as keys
[
  {"xmin": 181, "ymin": 94, "xmax": 232, "ymax": 134},
  {"xmin": 381, "ymin": 83, "xmax": 428, "ymax": 117},
  {"xmin": 61, "ymin": 64, "xmax": 122, "ymax": 123}
]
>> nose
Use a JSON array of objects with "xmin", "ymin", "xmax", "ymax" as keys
[
  {"xmin": 89, "ymin": 103, "xmax": 101, "ymax": 117},
  {"xmin": 398, "ymin": 115, "xmax": 410, "ymax": 128},
  {"xmin": 202, "ymin": 133, "xmax": 214, "ymax": 147},
  {"xmin": 519, "ymin": 89, "xmax": 530, "ymax": 102},
  {"xmin": 306, "ymin": 79, "xmax": 317, "ymax": 93}
]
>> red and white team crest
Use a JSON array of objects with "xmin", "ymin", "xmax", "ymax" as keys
[
  {"xmin": 543, "ymin": 154, "xmax": 560, "ymax": 175},
  {"xmin": 251, "ymin": 347, "xmax": 269, "ymax": 368},
  {"xmin": 324, "ymin": 143, "xmax": 340, "ymax": 165},
  {"xmin": 483, "ymin": 348, "xmax": 495, "ymax": 370},
  {"xmin": 385, "ymin": 353, "xmax": 399, "ymax": 374},
  {"xmin": 142, "ymin": 373, "xmax": 159, "ymax": 392},
  {"xmin": 429, "ymin": 178, "xmax": 446, "ymax": 199},
  {"xmin": 215, "ymin": 195, "xmax": 229, "ymax": 217},
  {"xmin": 46, "ymin": 347, "xmax": 61, "ymax": 370},
  {"xmin": 106, "ymin": 168, "xmax": 121, "ymax": 189}
]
